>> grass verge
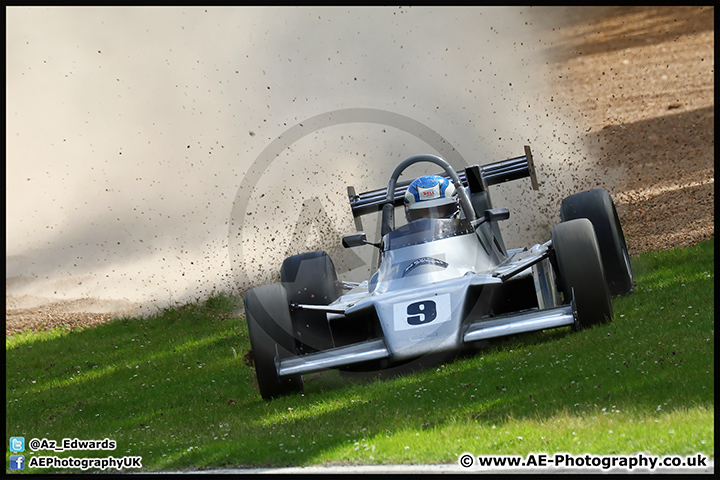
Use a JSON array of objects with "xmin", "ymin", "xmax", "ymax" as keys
[{"xmin": 5, "ymin": 240, "xmax": 714, "ymax": 472}]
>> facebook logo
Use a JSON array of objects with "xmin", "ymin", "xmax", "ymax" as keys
[
  {"xmin": 10, "ymin": 455, "xmax": 25, "ymax": 470},
  {"xmin": 9, "ymin": 436, "xmax": 25, "ymax": 452}
]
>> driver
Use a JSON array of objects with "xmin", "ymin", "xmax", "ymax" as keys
[{"xmin": 404, "ymin": 174, "xmax": 460, "ymax": 222}]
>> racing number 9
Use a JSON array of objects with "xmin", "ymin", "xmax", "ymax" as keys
[{"xmin": 407, "ymin": 300, "xmax": 437, "ymax": 325}]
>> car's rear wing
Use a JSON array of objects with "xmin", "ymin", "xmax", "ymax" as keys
[{"xmin": 347, "ymin": 145, "xmax": 539, "ymax": 219}]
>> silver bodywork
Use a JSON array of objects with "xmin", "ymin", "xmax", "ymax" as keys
[{"xmin": 278, "ymin": 222, "xmax": 576, "ymax": 378}]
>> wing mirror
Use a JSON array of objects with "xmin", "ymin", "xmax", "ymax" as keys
[
  {"xmin": 485, "ymin": 208, "xmax": 510, "ymax": 222},
  {"xmin": 342, "ymin": 232, "xmax": 380, "ymax": 249},
  {"xmin": 471, "ymin": 208, "xmax": 510, "ymax": 228}
]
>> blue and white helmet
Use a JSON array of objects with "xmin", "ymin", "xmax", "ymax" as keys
[{"xmin": 404, "ymin": 174, "xmax": 460, "ymax": 222}]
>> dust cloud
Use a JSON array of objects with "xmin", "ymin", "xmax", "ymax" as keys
[{"xmin": 6, "ymin": 7, "xmax": 615, "ymax": 315}]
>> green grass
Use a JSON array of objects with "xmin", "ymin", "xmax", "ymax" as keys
[{"xmin": 5, "ymin": 240, "xmax": 714, "ymax": 472}]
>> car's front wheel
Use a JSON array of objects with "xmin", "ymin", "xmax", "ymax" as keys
[
  {"xmin": 551, "ymin": 218, "xmax": 613, "ymax": 329},
  {"xmin": 245, "ymin": 284, "xmax": 304, "ymax": 400}
]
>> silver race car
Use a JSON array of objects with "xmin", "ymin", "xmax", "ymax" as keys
[{"xmin": 244, "ymin": 147, "xmax": 633, "ymax": 399}]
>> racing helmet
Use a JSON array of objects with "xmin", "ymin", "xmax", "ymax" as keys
[{"xmin": 404, "ymin": 174, "xmax": 460, "ymax": 222}]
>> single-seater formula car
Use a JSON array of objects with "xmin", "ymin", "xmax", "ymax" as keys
[{"xmin": 244, "ymin": 146, "xmax": 633, "ymax": 399}]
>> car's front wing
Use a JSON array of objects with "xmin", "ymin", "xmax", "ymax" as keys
[{"xmin": 276, "ymin": 302, "xmax": 577, "ymax": 378}]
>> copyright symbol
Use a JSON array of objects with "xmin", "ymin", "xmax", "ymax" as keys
[
  {"xmin": 459, "ymin": 453, "xmax": 474, "ymax": 468},
  {"xmin": 29, "ymin": 438, "xmax": 41, "ymax": 450}
]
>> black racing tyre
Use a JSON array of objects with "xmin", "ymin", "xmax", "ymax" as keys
[
  {"xmin": 245, "ymin": 284, "xmax": 303, "ymax": 400},
  {"xmin": 551, "ymin": 219, "xmax": 613, "ymax": 329},
  {"xmin": 281, "ymin": 251, "xmax": 341, "ymax": 353},
  {"xmin": 561, "ymin": 189, "xmax": 634, "ymax": 296}
]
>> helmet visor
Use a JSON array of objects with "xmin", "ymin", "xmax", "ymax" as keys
[{"xmin": 406, "ymin": 200, "xmax": 459, "ymax": 222}]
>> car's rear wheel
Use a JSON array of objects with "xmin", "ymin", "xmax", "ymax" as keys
[
  {"xmin": 551, "ymin": 218, "xmax": 613, "ymax": 329},
  {"xmin": 281, "ymin": 251, "xmax": 341, "ymax": 353},
  {"xmin": 561, "ymin": 189, "xmax": 634, "ymax": 296},
  {"xmin": 245, "ymin": 284, "xmax": 304, "ymax": 400}
]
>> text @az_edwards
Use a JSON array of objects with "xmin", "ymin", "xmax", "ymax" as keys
[{"xmin": 26, "ymin": 437, "xmax": 116, "ymax": 452}]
